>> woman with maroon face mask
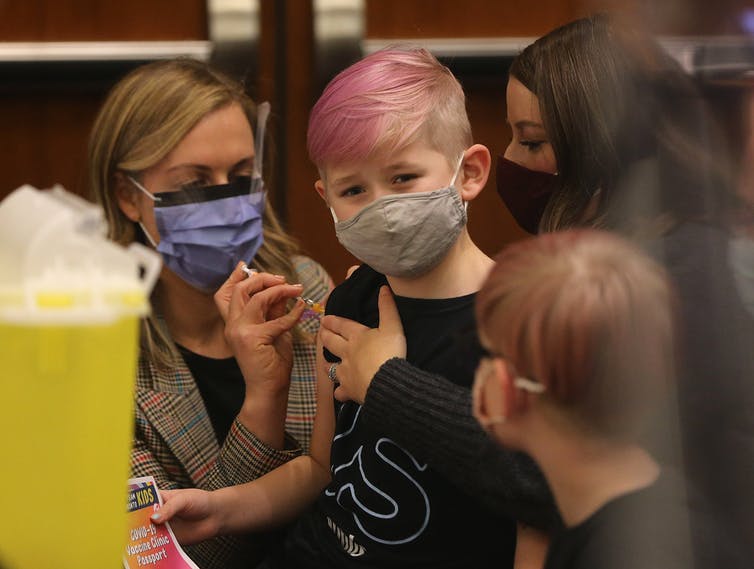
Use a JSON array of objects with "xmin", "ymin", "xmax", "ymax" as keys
[
  {"xmin": 494, "ymin": 76, "xmax": 559, "ymax": 235},
  {"xmin": 319, "ymin": 12, "xmax": 754, "ymax": 567}
]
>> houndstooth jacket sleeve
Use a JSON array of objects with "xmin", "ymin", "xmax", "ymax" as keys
[{"xmin": 130, "ymin": 255, "xmax": 333, "ymax": 569}]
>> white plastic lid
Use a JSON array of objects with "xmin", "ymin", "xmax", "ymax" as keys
[{"xmin": 0, "ymin": 185, "xmax": 161, "ymax": 324}]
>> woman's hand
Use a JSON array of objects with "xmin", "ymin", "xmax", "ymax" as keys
[
  {"xmin": 215, "ymin": 263, "xmax": 306, "ymax": 396},
  {"xmin": 214, "ymin": 262, "xmax": 306, "ymax": 447},
  {"xmin": 320, "ymin": 286, "xmax": 406, "ymax": 404},
  {"xmin": 151, "ymin": 488, "xmax": 222, "ymax": 546}
]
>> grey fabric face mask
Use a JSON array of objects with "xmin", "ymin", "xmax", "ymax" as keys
[{"xmin": 332, "ymin": 157, "xmax": 467, "ymax": 278}]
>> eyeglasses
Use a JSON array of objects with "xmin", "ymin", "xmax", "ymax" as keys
[{"xmin": 472, "ymin": 346, "xmax": 547, "ymax": 433}]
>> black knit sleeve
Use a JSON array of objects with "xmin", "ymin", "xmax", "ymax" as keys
[{"xmin": 360, "ymin": 357, "xmax": 562, "ymax": 531}]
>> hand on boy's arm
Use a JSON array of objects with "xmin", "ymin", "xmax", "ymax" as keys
[{"xmin": 320, "ymin": 286, "xmax": 406, "ymax": 404}]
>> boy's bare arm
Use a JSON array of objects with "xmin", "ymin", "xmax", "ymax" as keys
[
  {"xmin": 216, "ymin": 333, "xmax": 335, "ymax": 533},
  {"xmin": 154, "ymin": 334, "xmax": 335, "ymax": 542}
]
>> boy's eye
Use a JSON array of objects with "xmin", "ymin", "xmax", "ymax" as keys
[
  {"xmin": 341, "ymin": 186, "xmax": 364, "ymax": 197},
  {"xmin": 392, "ymin": 173, "xmax": 418, "ymax": 184}
]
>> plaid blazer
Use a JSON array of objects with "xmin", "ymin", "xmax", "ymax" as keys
[{"xmin": 131, "ymin": 256, "xmax": 332, "ymax": 569}]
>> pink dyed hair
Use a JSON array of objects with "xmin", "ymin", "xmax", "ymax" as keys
[
  {"xmin": 476, "ymin": 229, "xmax": 676, "ymax": 439},
  {"xmin": 307, "ymin": 46, "xmax": 472, "ymax": 171}
]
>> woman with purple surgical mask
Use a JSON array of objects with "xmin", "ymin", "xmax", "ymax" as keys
[{"xmin": 87, "ymin": 58, "xmax": 332, "ymax": 569}]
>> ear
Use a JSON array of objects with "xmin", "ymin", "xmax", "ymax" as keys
[
  {"xmin": 114, "ymin": 172, "xmax": 142, "ymax": 222},
  {"xmin": 458, "ymin": 143, "xmax": 491, "ymax": 202},
  {"xmin": 487, "ymin": 358, "xmax": 518, "ymax": 420},
  {"xmin": 314, "ymin": 179, "xmax": 328, "ymax": 203}
]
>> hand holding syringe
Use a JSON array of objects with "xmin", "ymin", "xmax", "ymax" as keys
[{"xmin": 241, "ymin": 264, "xmax": 324, "ymax": 317}]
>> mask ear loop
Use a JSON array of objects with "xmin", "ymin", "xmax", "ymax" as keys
[
  {"xmin": 251, "ymin": 102, "xmax": 271, "ymax": 196},
  {"xmin": 137, "ymin": 221, "xmax": 158, "ymax": 248},
  {"xmin": 450, "ymin": 153, "xmax": 465, "ymax": 186},
  {"xmin": 128, "ymin": 176, "xmax": 160, "ymax": 202},
  {"xmin": 127, "ymin": 176, "xmax": 160, "ymax": 248},
  {"xmin": 450, "ymin": 152, "xmax": 468, "ymax": 211},
  {"xmin": 329, "ymin": 207, "xmax": 339, "ymax": 224},
  {"xmin": 513, "ymin": 376, "xmax": 546, "ymax": 394}
]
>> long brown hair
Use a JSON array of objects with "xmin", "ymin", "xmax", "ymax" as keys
[
  {"xmin": 510, "ymin": 14, "xmax": 734, "ymax": 237},
  {"xmin": 88, "ymin": 58, "xmax": 304, "ymax": 367}
]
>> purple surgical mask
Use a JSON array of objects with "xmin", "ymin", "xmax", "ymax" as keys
[
  {"xmin": 495, "ymin": 156, "xmax": 558, "ymax": 234},
  {"xmin": 131, "ymin": 176, "xmax": 266, "ymax": 292}
]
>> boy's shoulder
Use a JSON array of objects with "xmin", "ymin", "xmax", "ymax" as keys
[
  {"xmin": 323, "ymin": 265, "xmax": 385, "ymax": 364},
  {"xmin": 325, "ymin": 264, "xmax": 386, "ymax": 325}
]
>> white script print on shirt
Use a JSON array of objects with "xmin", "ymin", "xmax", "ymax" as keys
[{"xmin": 325, "ymin": 406, "xmax": 431, "ymax": 550}]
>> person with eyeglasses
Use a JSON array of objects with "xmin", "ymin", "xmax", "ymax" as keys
[{"xmin": 472, "ymin": 228, "xmax": 737, "ymax": 569}]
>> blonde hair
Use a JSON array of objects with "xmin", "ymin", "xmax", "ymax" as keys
[{"xmin": 88, "ymin": 58, "xmax": 304, "ymax": 368}]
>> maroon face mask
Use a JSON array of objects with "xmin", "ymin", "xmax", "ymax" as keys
[{"xmin": 496, "ymin": 156, "xmax": 559, "ymax": 234}]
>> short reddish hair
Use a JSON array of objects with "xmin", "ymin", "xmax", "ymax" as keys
[{"xmin": 476, "ymin": 229, "xmax": 676, "ymax": 438}]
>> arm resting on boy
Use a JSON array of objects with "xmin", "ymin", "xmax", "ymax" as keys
[
  {"xmin": 362, "ymin": 358, "xmax": 561, "ymax": 531},
  {"xmin": 320, "ymin": 288, "xmax": 560, "ymax": 531}
]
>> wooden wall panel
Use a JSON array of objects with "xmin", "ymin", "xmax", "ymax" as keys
[
  {"xmin": 0, "ymin": 0, "xmax": 207, "ymax": 40},
  {"xmin": 366, "ymin": 0, "xmax": 590, "ymax": 38},
  {"xmin": 0, "ymin": 91, "xmax": 102, "ymax": 197},
  {"xmin": 0, "ymin": 0, "xmax": 208, "ymax": 203},
  {"xmin": 462, "ymin": 72, "xmax": 530, "ymax": 255},
  {"xmin": 365, "ymin": 0, "xmax": 754, "ymax": 38}
]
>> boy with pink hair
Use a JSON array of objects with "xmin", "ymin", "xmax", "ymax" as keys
[{"xmin": 154, "ymin": 47, "xmax": 543, "ymax": 568}]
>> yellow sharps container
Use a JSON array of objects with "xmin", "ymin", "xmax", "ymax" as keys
[{"xmin": 0, "ymin": 185, "xmax": 160, "ymax": 569}]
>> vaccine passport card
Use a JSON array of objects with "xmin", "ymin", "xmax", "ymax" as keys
[{"xmin": 123, "ymin": 476, "xmax": 200, "ymax": 569}]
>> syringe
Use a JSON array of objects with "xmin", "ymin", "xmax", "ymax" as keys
[{"xmin": 241, "ymin": 264, "xmax": 324, "ymax": 317}]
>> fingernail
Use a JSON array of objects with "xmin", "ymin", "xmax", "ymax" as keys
[
  {"xmin": 292, "ymin": 283, "xmax": 304, "ymax": 287},
  {"xmin": 150, "ymin": 513, "xmax": 161, "ymax": 522},
  {"xmin": 274, "ymin": 274, "xmax": 286, "ymax": 279}
]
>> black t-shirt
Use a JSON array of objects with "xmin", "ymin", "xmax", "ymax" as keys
[
  {"xmin": 278, "ymin": 266, "xmax": 516, "ymax": 569},
  {"xmin": 177, "ymin": 345, "xmax": 244, "ymax": 444},
  {"xmin": 544, "ymin": 470, "xmax": 742, "ymax": 569}
]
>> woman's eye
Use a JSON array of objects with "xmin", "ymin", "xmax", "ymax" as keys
[
  {"xmin": 179, "ymin": 179, "xmax": 205, "ymax": 191},
  {"xmin": 231, "ymin": 168, "xmax": 254, "ymax": 179},
  {"xmin": 520, "ymin": 140, "xmax": 546, "ymax": 151}
]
